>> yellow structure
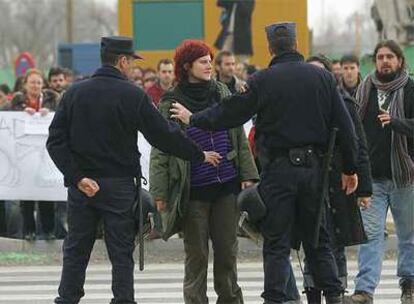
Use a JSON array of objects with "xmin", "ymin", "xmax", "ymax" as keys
[{"xmin": 118, "ymin": 0, "xmax": 309, "ymax": 69}]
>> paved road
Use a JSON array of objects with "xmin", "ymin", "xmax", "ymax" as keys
[{"xmin": 0, "ymin": 260, "xmax": 401, "ymax": 303}]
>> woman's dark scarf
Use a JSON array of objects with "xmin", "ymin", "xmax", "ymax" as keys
[{"xmin": 174, "ymin": 80, "xmax": 222, "ymax": 113}]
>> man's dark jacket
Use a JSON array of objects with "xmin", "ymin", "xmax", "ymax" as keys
[
  {"xmin": 47, "ymin": 65, "xmax": 204, "ymax": 187},
  {"xmin": 189, "ymin": 51, "xmax": 359, "ymax": 246},
  {"xmin": 361, "ymin": 78, "xmax": 414, "ymax": 181}
]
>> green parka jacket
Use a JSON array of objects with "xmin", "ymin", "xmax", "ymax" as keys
[{"xmin": 149, "ymin": 81, "xmax": 259, "ymax": 240}]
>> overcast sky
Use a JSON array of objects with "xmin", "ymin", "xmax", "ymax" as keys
[
  {"xmin": 98, "ymin": 0, "xmax": 373, "ymax": 36},
  {"xmin": 309, "ymin": 0, "xmax": 373, "ymax": 31}
]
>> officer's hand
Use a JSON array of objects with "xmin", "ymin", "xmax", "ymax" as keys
[
  {"xmin": 77, "ymin": 178, "xmax": 100, "ymax": 197},
  {"xmin": 358, "ymin": 197, "xmax": 371, "ymax": 209},
  {"xmin": 203, "ymin": 151, "xmax": 222, "ymax": 167},
  {"xmin": 39, "ymin": 107, "xmax": 50, "ymax": 116},
  {"xmin": 241, "ymin": 180, "xmax": 255, "ymax": 189},
  {"xmin": 170, "ymin": 102, "xmax": 192, "ymax": 125},
  {"xmin": 155, "ymin": 199, "xmax": 167, "ymax": 213},
  {"xmin": 24, "ymin": 107, "xmax": 36, "ymax": 115},
  {"xmin": 341, "ymin": 173, "xmax": 358, "ymax": 195}
]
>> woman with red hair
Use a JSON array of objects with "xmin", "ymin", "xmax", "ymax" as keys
[{"xmin": 150, "ymin": 40, "xmax": 259, "ymax": 304}]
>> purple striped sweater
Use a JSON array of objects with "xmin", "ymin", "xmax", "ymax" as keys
[{"xmin": 186, "ymin": 126, "xmax": 237, "ymax": 187}]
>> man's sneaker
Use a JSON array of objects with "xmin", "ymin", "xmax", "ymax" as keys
[
  {"xmin": 344, "ymin": 291, "xmax": 373, "ymax": 304},
  {"xmin": 401, "ymin": 279, "xmax": 414, "ymax": 304}
]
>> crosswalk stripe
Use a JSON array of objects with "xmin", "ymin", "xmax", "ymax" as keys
[
  {"xmin": 0, "ymin": 260, "xmax": 398, "ymax": 273},
  {"xmin": 0, "ymin": 261, "xmax": 402, "ymax": 304}
]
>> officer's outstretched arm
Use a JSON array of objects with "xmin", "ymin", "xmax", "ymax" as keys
[
  {"xmin": 189, "ymin": 82, "xmax": 259, "ymax": 131},
  {"xmin": 138, "ymin": 94, "xmax": 204, "ymax": 163}
]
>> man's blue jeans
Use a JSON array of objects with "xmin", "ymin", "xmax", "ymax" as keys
[{"xmin": 355, "ymin": 179, "xmax": 414, "ymax": 294}]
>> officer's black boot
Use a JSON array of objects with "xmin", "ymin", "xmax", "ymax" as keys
[{"xmin": 304, "ymin": 287, "xmax": 322, "ymax": 304}]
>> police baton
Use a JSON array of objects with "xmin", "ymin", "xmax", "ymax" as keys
[
  {"xmin": 134, "ymin": 178, "xmax": 145, "ymax": 271},
  {"xmin": 313, "ymin": 128, "xmax": 338, "ymax": 248},
  {"xmin": 138, "ymin": 187, "xmax": 144, "ymax": 271}
]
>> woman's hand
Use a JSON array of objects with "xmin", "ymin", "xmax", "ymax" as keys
[
  {"xmin": 24, "ymin": 107, "xmax": 36, "ymax": 115},
  {"xmin": 170, "ymin": 102, "xmax": 192, "ymax": 125},
  {"xmin": 39, "ymin": 107, "xmax": 50, "ymax": 116}
]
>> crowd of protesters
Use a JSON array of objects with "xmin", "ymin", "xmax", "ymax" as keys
[
  {"xmin": 0, "ymin": 56, "xmax": 259, "ymax": 241},
  {"xmin": 0, "ymin": 67, "xmax": 72, "ymax": 240}
]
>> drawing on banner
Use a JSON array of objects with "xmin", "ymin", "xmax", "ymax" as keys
[
  {"xmin": 0, "ymin": 148, "xmax": 20, "ymax": 187},
  {"xmin": 0, "ymin": 112, "xmax": 66, "ymax": 201},
  {"xmin": 0, "ymin": 116, "xmax": 21, "ymax": 187},
  {"xmin": 35, "ymin": 149, "xmax": 63, "ymax": 187}
]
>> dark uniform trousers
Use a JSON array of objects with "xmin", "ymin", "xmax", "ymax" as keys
[
  {"xmin": 183, "ymin": 193, "xmax": 243, "ymax": 304},
  {"xmin": 258, "ymin": 154, "xmax": 343, "ymax": 304},
  {"xmin": 54, "ymin": 177, "xmax": 137, "ymax": 304},
  {"xmin": 303, "ymin": 210, "xmax": 348, "ymax": 291}
]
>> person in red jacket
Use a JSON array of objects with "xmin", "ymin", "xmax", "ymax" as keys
[{"xmin": 145, "ymin": 59, "xmax": 175, "ymax": 107}]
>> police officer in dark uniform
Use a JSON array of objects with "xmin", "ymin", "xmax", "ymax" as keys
[
  {"xmin": 47, "ymin": 36, "xmax": 221, "ymax": 304},
  {"xmin": 171, "ymin": 23, "xmax": 359, "ymax": 304}
]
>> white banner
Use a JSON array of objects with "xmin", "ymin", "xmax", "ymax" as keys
[
  {"xmin": 0, "ymin": 112, "xmax": 151, "ymax": 201},
  {"xmin": 0, "ymin": 112, "xmax": 253, "ymax": 201}
]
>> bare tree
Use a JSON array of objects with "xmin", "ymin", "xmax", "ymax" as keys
[{"xmin": 0, "ymin": 0, "xmax": 117, "ymax": 70}]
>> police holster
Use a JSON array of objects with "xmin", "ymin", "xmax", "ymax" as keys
[
  {"xmin": 132, "ymin": 178, "xmax": 145, "ymax": 271},
  {"xmin": 288, "ymin": 146, "xmax": 315, "ymax": 167}
]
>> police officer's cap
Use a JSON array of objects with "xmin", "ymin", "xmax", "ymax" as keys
[
  {"xmin": 101, "ymin": 36, "xmax": 143, "ymax": 59},
  {"xmin": 237, "ymin": 184, "xmax": 266, "ymax": 223},
  {"xmin": 265, "ymin": 22, "xmax": 297, "ymax": 45}
]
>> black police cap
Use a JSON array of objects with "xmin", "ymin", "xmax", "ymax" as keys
[{"xmin": 101, "ymin": 36, "xmax": 143, "ymax": 59}]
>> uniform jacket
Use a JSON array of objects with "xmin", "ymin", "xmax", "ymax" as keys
[{"xmin": 47, "ymin": 65, "xmax": 204, "ymax": 187}]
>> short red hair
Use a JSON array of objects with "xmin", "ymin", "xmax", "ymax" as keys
[{"xmin": 174, "ymin": 40, "xmax": 214, "ymax": 83}]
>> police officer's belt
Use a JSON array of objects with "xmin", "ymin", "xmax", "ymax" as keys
[{"xmin": 270, "ymin": 145, "xmax": 324, "ymax": 167}]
